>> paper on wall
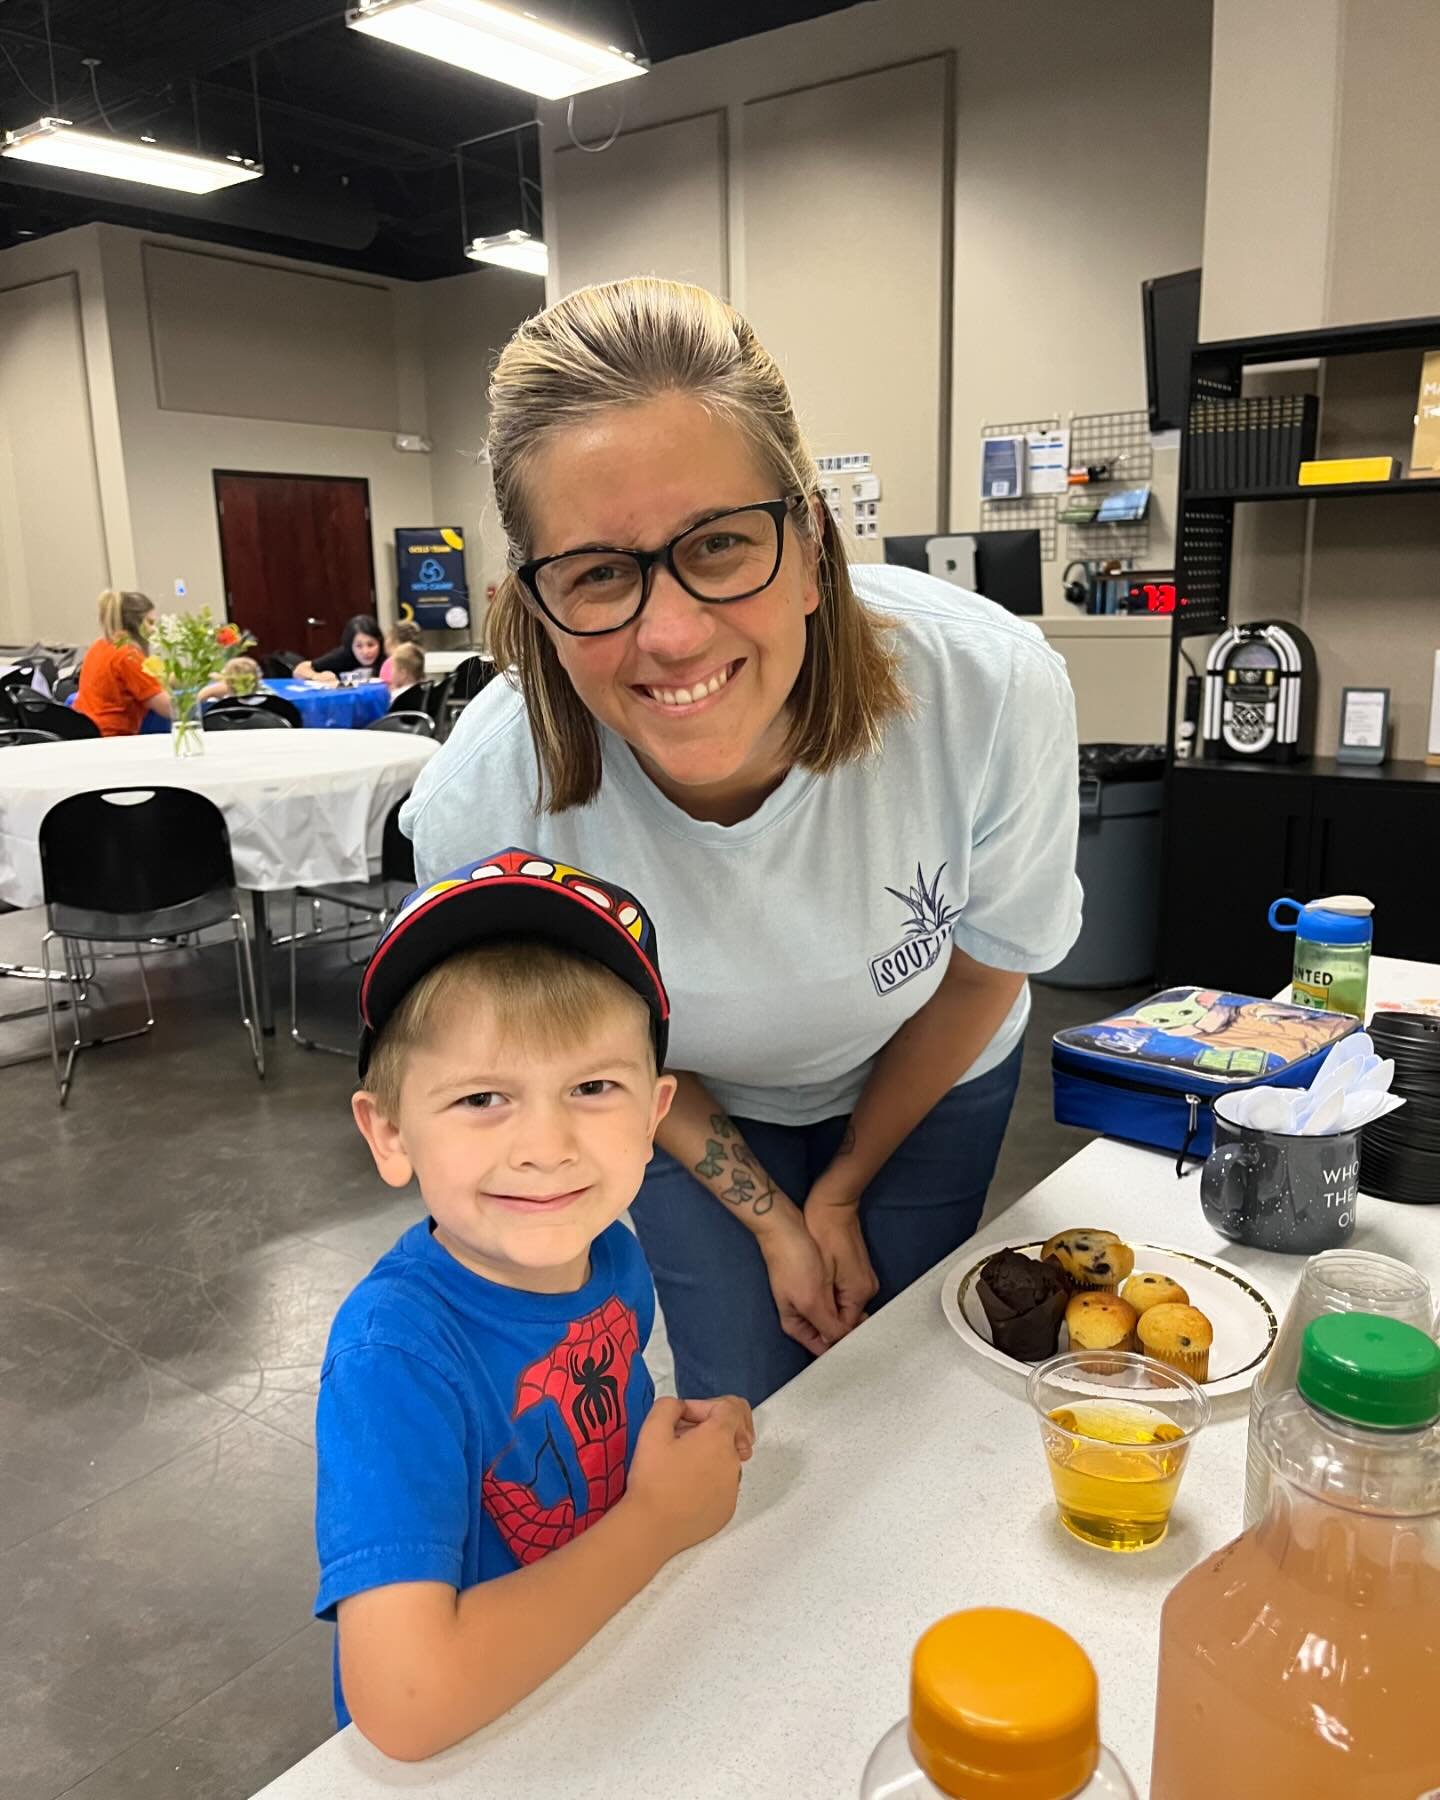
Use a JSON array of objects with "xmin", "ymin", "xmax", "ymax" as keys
[{"xmin": 1026, "ymin": 430, "xmax": 1070, "ymax": 496}]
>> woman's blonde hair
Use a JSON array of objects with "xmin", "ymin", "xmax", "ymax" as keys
[
  {"xmin": 97, "ymin": 589, "xmax": 153, "ymax": 650},
  {"xmin": 485, "ymin": 277, "xmax": 907, "ymax": 812}
]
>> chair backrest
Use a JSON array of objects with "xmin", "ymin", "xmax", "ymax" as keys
[
  {"xmin": 366, "ymin": 711, "xmax": 434, "ymax": 737},
  {"xmin": 203, "ymin": 705, "xmax": 291, "ymax": 731},
  {"xmin": 0, "ymin": 665, "xmax": 35, "ymax": 690},
  {"xmin": 449, "ymin": 655, "xmax": 494, "ymax": 702},
  {"xmin": 40, "ymin": 787, "xmax": 236, "ymax": 915},
  {"xmin": 52, "ymin": 674, "xmax": 80, "ymax": 703},
  {"xmin": 0, "ymin": 727, "xmax": 60, "ymax": 747},
  {"xmin": 381, "ymin": 797, "xmax": 416, "ymax": 885},
  {"xmin": 209, "ymin": 691, "xmax": 303, "ymax": 728},
  {"xmin": 9, "ymin": 690, "xmax": 100, "ymax": 739},
  {"xmin": 263, "ymin": 651, "xmax": 303, "ymax": 679},
  {"xmin": 422, "ymin": 674, "xmax": 452, "ymax": 724}
]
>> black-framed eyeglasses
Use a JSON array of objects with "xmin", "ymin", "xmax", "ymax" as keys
[{"xmin": 517, "ymin": 494, "xmax": 808, "ymax": 638}]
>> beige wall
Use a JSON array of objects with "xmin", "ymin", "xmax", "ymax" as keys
[
  {"xmin": 418, "ymin": 266, "xmax": 545, "ymax": 604},
  {"xmin": 1199, "ymin": 0, "xmax": 1440, "ymax": 760},
  {"xmin": 0, "ymin": 273, "xmax": 111, "ymax": 644},
  {"xmin": 540, "ymin": 0, "xmax": 1213, "ymax": 610},
  {"xmin": 92, "ymin": 227, "xmax": 433, "ymax": 627}
]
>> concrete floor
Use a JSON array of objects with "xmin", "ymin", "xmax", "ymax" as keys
[{"xmin": 0, "ymin": 901, "xmax": 1143, "ymax": 1799}]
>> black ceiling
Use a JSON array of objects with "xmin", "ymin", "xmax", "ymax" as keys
[{"xmin": 0, "ymin": 0, "xmax": 859, "ymax": 278}]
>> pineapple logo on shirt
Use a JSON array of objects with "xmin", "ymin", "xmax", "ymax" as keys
[{"xmin": 870, "ymin": 863, "xmax": 959, "ymax": 997}]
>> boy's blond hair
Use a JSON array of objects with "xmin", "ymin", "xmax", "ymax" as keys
[
  {"xmin": 222, "ymin": 655, "xmax": 261, "ymax": 695},
  {"xmin": 364, "ymin": 938, "xmax": 653, "ymax": 1118},
  {"xmin": 389, "ymin": 643, "xmax": 425, "ymax": 684},
  {"xmin": 387, "ymin": 618, "xmax": 424, "ymax": 650}
]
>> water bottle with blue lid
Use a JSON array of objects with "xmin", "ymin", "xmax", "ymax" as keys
[{"xmin": 1268, "ymin": 894, "xmax": 1372, "ymax": 1019}]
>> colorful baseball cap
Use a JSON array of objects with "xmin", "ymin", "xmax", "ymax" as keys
[{"xmin": 357, "ymin": 848, "xmax": 669, "ymax": 1078}]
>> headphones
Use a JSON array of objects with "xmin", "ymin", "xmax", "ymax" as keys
[{"xmin": 1062, "ymin": 559, "xmax": 1096, "ymax": 609}]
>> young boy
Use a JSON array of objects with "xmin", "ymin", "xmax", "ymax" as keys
[
  {"xmin": 378, "ymin": 616, "xmax": 423, "ymax": 685},
  {"xmin": 315, "ymin": 849, "xmax": 754, "ymax": 1761},
  {"xmin": 383, "ymin": 641, "xmax": 425, "ymax": 710}
]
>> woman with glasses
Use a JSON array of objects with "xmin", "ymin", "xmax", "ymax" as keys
[{"xmin": 402, "ymin": 278, "xmax": 1081, "ymax": 1407}]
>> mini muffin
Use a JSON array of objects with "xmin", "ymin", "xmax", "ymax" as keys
[
  {"xmin": 1121, "ymin": 1272, "xmax": 1191, "ymax": 1318},
  {"xmin": 1137, "ymin": 1303, "xmax": 1214, "ymax": 1382},
  {"xmin": 1042, "ymin": 1229, "xmax": 1136, "ymax": 1293},
  {"xmin": 1064, "ymin": 1290, "xmax": 1138, "ymax": 1353}
]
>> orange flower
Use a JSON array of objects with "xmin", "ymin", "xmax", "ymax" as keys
[{"xmin": 216, "ymin": 623, "xmax": 240, "ymax": 647}]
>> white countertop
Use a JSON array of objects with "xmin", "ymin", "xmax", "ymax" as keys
[{"xmin": 254, "ymin": 958, "xmax": 1440, "ymax": 1800}]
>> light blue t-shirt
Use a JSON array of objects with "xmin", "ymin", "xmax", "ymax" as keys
[{"xmin": 402, "ymin": 566, "xmax": 1082, "ymax": 1126}]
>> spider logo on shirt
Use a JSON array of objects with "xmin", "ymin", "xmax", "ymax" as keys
[{"xmin": 569, "ymin": 1339, "xmax": 620, "ymax": 1441}]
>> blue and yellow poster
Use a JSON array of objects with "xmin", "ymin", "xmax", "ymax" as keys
[{"xmin": 396, "ymin": 527, "xmax": 469, "ymax": 629}]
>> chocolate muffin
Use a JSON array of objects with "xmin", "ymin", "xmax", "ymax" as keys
[{"xmin": 975, "ymin": 1249, "xmax": 1070, "ymax": 1362}]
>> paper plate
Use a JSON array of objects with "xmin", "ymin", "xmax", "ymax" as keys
[{"xmin": 942, "ymin": 1239, "xmax": 1281, "ymax": 1397}]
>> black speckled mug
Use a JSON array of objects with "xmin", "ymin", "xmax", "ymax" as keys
[{"xmin": 1200, "ymin": 1117, "xmax": 1360, "ymax": 1254}]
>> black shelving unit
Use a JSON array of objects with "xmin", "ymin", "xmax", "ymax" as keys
[{"xmin": 1157, "ymin": 314, "xmax": 1440, "ymax": 990}]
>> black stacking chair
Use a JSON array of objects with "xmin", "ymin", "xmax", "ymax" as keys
[
  {"xmin": 6, "ymin": 691, "xmax": 100, "ymax": 740},
  {"xmin": 52, "ymin": 674, "xmax": 80, "ymax": 703},
  {"xmin": 263, "ymin": 651, "xmax": 303, "ymax": 679},
  {"xmin": 37, "ymin": 787, "xmax": 264, "ymax": 1104},
  {"xmin": 205, "ymin": 692, "xmax": 303, "ymax": 729},
  {"xmin": 442, "ymin": 655, "xmax": 495, "ymax": 731},
  {"xmin": 203, "ymin": 705, "xmax": 291, "ymax": 731},
  {"xmin": 365, "ymin": 711, "xmax": 434, "ymax": 737},
  {"xmin": 289, "ymin": 797, "xmax": 415, "ymax": 1055},
  {"xmin": 0, "ymin": 728, "xmax": 61, "ymax": 747}
]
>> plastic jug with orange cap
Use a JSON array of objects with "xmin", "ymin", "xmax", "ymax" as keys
[{"xmin": 861, "ymin": 1608, "xmax": 1136, "ymax": 1798}]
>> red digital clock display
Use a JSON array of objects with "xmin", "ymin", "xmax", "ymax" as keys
[{"xmin": 1128, "ymin": 581, "xmax": 1177, "ymax": 614}]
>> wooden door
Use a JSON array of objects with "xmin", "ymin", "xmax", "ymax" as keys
[
  {"xmin": 1158, "ymin": 766, "xmax": 1314, "ymax": 995},
  {"xmin": 214, "ymin": 472, "xmax": 376, "ymax": 659}
]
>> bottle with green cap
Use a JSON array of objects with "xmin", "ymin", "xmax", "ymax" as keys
[
  {"xmin": 861, "ymin": 1609, "xmax": 1136, "ymax": 1798},
  {"xmin": 1151, "ymin": 1313, "xmax": 1440, "ymax": 1799}
]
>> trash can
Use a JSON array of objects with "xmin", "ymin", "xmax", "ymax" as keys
[{"xmin": 1037, "ymin": 743, "xmax": 1165, "ymax": 989}]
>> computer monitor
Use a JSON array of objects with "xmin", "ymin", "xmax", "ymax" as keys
[
  {"xmin": 1142, "ymin": 267, "xmax": 1201, "ymax": 433},
  {"xmin": 882, "ymin": 529, "xmax": 1042, "ymax": 616}
]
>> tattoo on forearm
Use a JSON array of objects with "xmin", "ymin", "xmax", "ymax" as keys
[{"xmin": 693, "ymin": 1114, "xmax": 776, "ymax": 1215}]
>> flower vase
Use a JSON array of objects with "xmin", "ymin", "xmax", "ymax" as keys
[{"xmin": 171, "ymin": 697, "xmax": 205, "ymax": 758}]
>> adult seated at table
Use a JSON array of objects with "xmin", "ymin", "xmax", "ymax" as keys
[
  {"xmin": 383, "ymin": 643, "xmax": 426, "ymax": 711},
  {"xmin": 73, "ymin": 589, "xmax": 173, "ymax": 737},
  {"xmin": 293, "ymin": 614, "xmax": 384, "ymax": 686}
]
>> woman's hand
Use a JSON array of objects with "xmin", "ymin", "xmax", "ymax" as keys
[
  {"xmin": 757, "ymin": 1204, "xmax": 851, "ymax": 1357},
  {"xmin": 804, "ymin": 1175, "xmax": 879, "ymax": 1333}
]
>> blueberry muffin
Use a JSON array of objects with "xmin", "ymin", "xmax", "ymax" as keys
[{"xmin": 1041, "ymin": 1229, "xmax": 1136, "ymax": 1293}]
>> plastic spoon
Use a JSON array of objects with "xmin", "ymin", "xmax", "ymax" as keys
[{"xmin": 1301, "ymin": 1086, "xmax": 1347, "ymax": 1136}]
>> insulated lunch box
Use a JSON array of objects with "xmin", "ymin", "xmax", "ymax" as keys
[{"xmin": 1052, "ymin": 985, "xmax": 1359, "ymax": 1166}]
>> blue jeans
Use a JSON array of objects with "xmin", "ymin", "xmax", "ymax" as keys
[{"xmin": 630, "ymin": 1043, "xmax": 1023, "ymax": 1406}]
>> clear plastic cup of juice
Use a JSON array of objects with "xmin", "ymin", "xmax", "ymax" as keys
[{"xmin": 1028, "ymin": 1352, "xmax": 1211, "ymax": 1552}]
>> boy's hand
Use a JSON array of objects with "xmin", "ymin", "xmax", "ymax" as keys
[{"xmin": 626, "ymin": 1395, "xmax": 754, "ymax": 1559}]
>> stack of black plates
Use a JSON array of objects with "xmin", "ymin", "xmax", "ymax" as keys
[{"xmin": 1362, "ymin": 1013, "xmax": 1440, "ymax": 1205}]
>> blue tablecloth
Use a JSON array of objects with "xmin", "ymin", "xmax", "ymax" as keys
[
  {"xmin": 263, "ymin": 678, "xmax": 391, "ymax": 729},
  {"xmin": 68, "ymin": 681, "xmax": 392, "ymax": 730}
]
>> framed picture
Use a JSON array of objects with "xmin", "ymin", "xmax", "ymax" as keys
[{"xmin": 1336, "ymin": 686, "xmax": 1390, "ymax": 765}]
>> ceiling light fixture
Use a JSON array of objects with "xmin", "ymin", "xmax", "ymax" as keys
[
  {"xmin": 465, "ymin": 228, "xmax": 548, "ymax": 276},
  {"xmin": 346, "ymin": 0, "xmax": 647, "ymax": 100},
  {"xmin": 0, "ymin": 118, "xmax": 262, "ymax": 194}
]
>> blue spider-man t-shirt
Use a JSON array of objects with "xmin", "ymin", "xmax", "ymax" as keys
[{"xmin": 313, "ymin": 1218, "xmax": 655, "ymax": 1727}]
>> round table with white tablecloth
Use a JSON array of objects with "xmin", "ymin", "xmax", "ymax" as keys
[
  {"xmin": 0, "ymin": 730, "xmax": 435, "ymax": 1030},
  {"xmin": 418, "ymin": 648, "xmax": 492, "ymax": 675}
]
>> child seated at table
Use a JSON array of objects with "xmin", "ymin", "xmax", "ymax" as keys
[
  {"xmin": 197, "ymin": 655, "xmax": 262, "ymax": 703},
  {"xmin": 383, "ymin": 642, "xmax": 426, "ymax": 711},
  {"xmin": 314, "ymin": 850, "xmax": 754, "ymax": 1761},
  {"xmin": 379, "ymin": 617, "xmax": 423, "ymax": 684}
]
